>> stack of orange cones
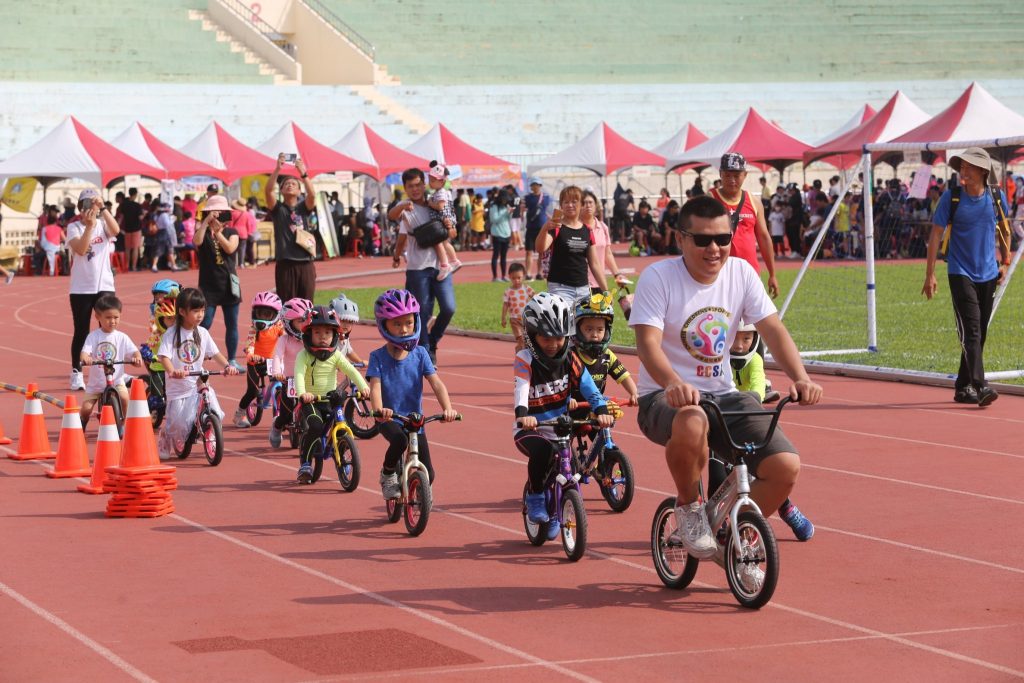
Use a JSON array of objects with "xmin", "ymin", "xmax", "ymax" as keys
[
  {"xmin": 78, "ymin": 406, "xmax": 122, "ymax": 495},
  {"xmin": 46, "ymin": 395, "xmax": 92, "ymax": 479},
  {"xmin": 8, "ymin": 383, "xmax": 57, "ymax": 460},
  {"xmin": 0, "ymin": 416, "xmax": 12, "ymax": 445},
  {"xmin": 103, "ymin": 380, "xmax": 177, "ymax": 518}
]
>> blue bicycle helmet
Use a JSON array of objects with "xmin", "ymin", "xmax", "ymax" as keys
[{"xmin": 149, "ymin": 279, "xmax": 182, "ymax": 315}]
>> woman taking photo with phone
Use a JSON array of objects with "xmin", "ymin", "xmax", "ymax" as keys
[
  {"xmin": 194, "ymin": 194, "xmax": 242, "ymax": 370},
  {"xmin": 266, "ymin": 154, "xmax": 318, "ymax": 302},
  {"xmin": 537, "ymin": 185, "xmax": 609, "ymax": 303}
]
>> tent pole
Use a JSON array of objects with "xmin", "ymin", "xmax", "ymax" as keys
[{"xmin": 862, "ymin": 150, "xmax": 878, "ymax": 352}]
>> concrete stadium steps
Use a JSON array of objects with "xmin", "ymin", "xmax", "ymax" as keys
[
  {"xmin": 319, "ymin": 0, "xmax": 1023, "ymax": 84},
  {"xmin": 0, "ymin": 0, "xmax": 271, "ymax": 84},
  {"xmin": 0, "ymin": 83, "xmax": 417, "ymax": 160}
]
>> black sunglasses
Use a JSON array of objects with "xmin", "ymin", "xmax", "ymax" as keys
[{"xmin": 680, "ymin": 229, "xmax": 733, "ymax": 247}]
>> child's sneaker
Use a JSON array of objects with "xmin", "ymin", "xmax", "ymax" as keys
[
  {"xmin": 297, "ymin": 463, "xmax": 313, "ymax": 485},
  {"xmin": 380, "ymin": 470, "xmax": 401, "ymax": 499},
  {"xmin": 269, "ymin": 424, "xmax": 282, "ymax": 448},
  {"xmin": 524, "ymin": 492, "xmax": 549, "ymax": 524},
  {"xmin": 546, "ymin": 519, "xmax": 560, "ymax": 540},
  {"xmin": 233, "ymin": 408, "xmax": 251, "ymax": 428},
  {"xmin": 4, "ymin": 272, "xmax": 14, "ymax": 285},
  {"xmin": 451, "ymin": 259, "xmax": 463, "ymax": 274},
  {"xmin": 780, "ymin": 502, "xmax": 814, "ymax": 541},
  {"xmin": 69, "ymin": 369, "xmax": 85, "ymax": 391},
  {"xmin": 435, "ymin": 263, "xmax": 453, "ymax": 281}
]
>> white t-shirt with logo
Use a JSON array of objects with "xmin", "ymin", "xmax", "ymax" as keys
[
  {"xmin": 629, "ymin": 257, "xmax": 776, "ymax": 395},
  {"xmin": 81, "ymin": 329, "xmax": 139, "ymax": 393},
  {"xmin": 157, "ymin": 325, "xmax": 221, "ymax": 401},
  {"xmin": 66, "ymin": 220, "xmax": 117, "ymax": 294}
]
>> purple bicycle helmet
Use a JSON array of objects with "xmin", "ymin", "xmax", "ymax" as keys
[{"xmin": 374, "ymin": 289, "xmax": 421, "ymax": 351}]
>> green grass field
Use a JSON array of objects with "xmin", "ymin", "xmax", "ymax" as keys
[{"xmin": 319, "ymin": 260, "xmax": 1024, "ymax": 383}]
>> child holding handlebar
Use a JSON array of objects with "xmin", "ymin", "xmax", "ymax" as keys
[
  {"xmin": 368, "ymin": 289, "xmax": 457, "ymax": 500},
  {"xmin": 79, "ymin": 294, "xmax": 143, "ymax": 428},
  {"xmin": 513, "ymin": 292, "xmax": 613, "ymax": 537},
  {"xmin": 157, "ymin": 288, "xmax": 239, "ymax": 460}
]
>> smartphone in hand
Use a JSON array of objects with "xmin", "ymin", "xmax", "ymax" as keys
[
  {"xmin": 551, "ymin": 208, "xmax": 564, "ymax": 224},
  {"xmin": 282, "ymin": 153, "xmax": 298, "ymax": 163}
]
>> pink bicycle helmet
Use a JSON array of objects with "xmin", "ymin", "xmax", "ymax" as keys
[
  {"xmin": 282, "ymin": 297, "xmax": 313, "ymax": 339},
  {"xmin": 374, "ymin": 289, "xmax": 421, "ymax": 350},
  {"xmin": 251, "ymin": 291, "xmax": 283, "ymax": 330}
]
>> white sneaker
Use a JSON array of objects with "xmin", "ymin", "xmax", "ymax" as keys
[
  {"xmin": 380, "ymin": 471, "xmax": 401, "ymax": 500},
  {"xmin": 435, "ymin": 263, "xmax": 453, "ymax": 281},
  {"xmin": 233, "ymin": 408, "xmax": 251, "ymax": 429},
  {"xmin": 737, "ymin": 562, "xmax": 765, "ymax": 593},
  {"xmin": 70, "ymin": 369, "xmax": 85, "ymax": 391},
  {"xmin": 669, "ymin": 501, "xmax": 717, "ymax": 559}
]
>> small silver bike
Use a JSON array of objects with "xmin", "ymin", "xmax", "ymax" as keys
[{"xmin": 651, "ymin": 396, "xmax": 794, "ymax": 609}]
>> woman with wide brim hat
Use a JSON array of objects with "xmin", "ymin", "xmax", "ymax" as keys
[
  {"xmin": 922, "ymin": 146, "xmax": 1012, "ymax": 407},
  {"xmin": 194, "ymin": 194, "xmax": 243, "ymax": 370}
]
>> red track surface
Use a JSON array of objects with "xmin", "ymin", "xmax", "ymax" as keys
[{"xmin": 1, "ymin": 255, "xmax": 1022, "ymax": 682}]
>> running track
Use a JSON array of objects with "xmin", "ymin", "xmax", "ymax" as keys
[{"xmin": 1, "ymin": 255, "xmax": 1021, "ymax": 682}]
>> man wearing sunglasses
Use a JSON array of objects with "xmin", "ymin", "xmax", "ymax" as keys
[{"xmin": 630, "ymin": 195, "xmax": 822, "ymax": 559}]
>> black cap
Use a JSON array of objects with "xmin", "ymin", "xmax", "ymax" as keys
[
  {"xmin": 720, "ymin": 152, "xmax": 747, "ymax": 172},
  {"xmin": 206, "ymin": 184, "xmax": 219, "ymax": 193}
]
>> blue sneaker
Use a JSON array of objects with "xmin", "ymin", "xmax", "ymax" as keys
[
  {"xmin": 525, "ymin": 493, "xmax": 549, "ymax": 524},
  {"xmin": 269, "ymin": 425, "xmax": 282, "ymax": 449},
  {"xmin": 780, "ymin": 503, "xmax": 814, "ymax": 541},
  {"xmin": 546, "ymin": 519, "xmax": 561, "ymax": 540},
  {"xmin": 297, "ymin": 463, "xmax": 313, "ymax": 485}
]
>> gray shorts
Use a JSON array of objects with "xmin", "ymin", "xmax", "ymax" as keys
[{"xmin": 637, "ymin": 390, "xmax": 797, "ymax": 473}]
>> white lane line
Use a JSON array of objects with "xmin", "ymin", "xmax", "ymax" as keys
[
  {"xmin": 0, "ymin": 581, "xmax": 157, "ymax": 683},
  {"xmin": 233, "ymin": 449, "xmax": 1024, "ymax": 679},
  {"xmin": 169, "ymin": 512, "xmax": 598, "ymax": 683},
  {"xmin": 802, "ymin": 463, "xmax": 1024, "ymax": 506}
]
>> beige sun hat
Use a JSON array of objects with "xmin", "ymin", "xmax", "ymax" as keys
[{"xmin": 948, "ymin": 147, "xmax": 999, "ymax": 186}]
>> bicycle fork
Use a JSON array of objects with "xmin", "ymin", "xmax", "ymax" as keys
[{"xmin": 705, "ymin": 459, "xmax": 764, "ymax": 566}]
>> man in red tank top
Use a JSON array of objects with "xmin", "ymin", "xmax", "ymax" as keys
[{"xmin": 710, "ymin": 153, "xmax": 779, "ymax": 299}]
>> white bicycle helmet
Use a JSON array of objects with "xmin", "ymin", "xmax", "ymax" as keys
[
  {"xmin": 330, "ymin": 294, "xmax": 360, "ymax": 323},
  {"xmin": 730, "ymin": 321, "xmax": 760, "ymax": 369}
]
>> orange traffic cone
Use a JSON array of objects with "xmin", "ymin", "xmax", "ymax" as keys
[
  {"xmin": 119, "ymin": 378, "xmax": 159, "ymax": 469},
  {"xmin": 78, "ymin": 405, "xmax": 122, "ymax": 494},
  {"xmin": 0, "ymin": 416, "xmax": 11, "ymax": 445},
  {"xmin": 47, "ymin": 395, "xmax": 91, "ymax": 478},
  {"xmin": 8, "ymin": 383, "xmax": 56, "ymax": 460}
]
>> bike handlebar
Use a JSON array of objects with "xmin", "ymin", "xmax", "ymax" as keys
[
  {"xmin": 700, "ymin": 395, "xmax": 793, "ymax": 457},
  {"xmin": 371, "ymin": 410, "xmax": 463, "ymax": 429}
]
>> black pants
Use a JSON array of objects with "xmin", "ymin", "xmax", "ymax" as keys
[
  {"xmin": 514, "ymin": 429, "xmax": 555, "ymax": 493},
  {"xmin": 948, "ymin": 274, "xmax": 998, "ymax": 391},
  {"xmin": 70, "ymin": 291, "xmax": 113, "ymax": 370},
  {"xmin": 273, "ymin": 392, "xmax": 297, "ymax": 430},
  {"xmin": 275, "ymin": 259, "xmax": 316, "ymax": 303},
  {"xmin": 381, "ymin": 421, "xmax": 434, "ymax": 482},
  {"xmin": 238, "ymin": 361, "xmax": 267, "ymax": 410},
  {"xmin": 491, "ymin": 236, "xmax": 509, "ymax": 278},
  {"xmin": 298, "ymin": 401, "xmax": 331, "ymax": 465}
]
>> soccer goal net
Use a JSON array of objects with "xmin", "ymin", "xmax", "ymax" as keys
[{"xmin": 775, "ymin": 144, "xmax": 1024, "ymax": 383}]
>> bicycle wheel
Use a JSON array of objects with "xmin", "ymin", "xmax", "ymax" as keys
[
  {"xmin": 245, "ymin": 396, "xmax": 263, "ymax": 427},
  {"xmin": 724, "ymin": 510, "xmax": 779, "ymax": 609},
  {"xmin": 521, "ymin": 483, "xmax": 547, "ymax": 546},
  {"xmin": 651, "ymin": 497, "xmax": 700, "ymax": 589},
  {"xmin": 176, "ymin": 425, "xmax": 197, "ymax": 460},
  {"xmin": 560, "ymin": 488, "xmax": 587, "ymax": 562},
  {"xmin": 333, "ymin": 432, "xmax": 360, "ymax": 492},
  {"xmin": 403, "ymin": 469, "xmax": 431, "ymax": 536},
  {"xmin": 103, "ymin": 388, "xmax": 125, "ymax": 440},
  {"xmin": 598, "ymin": 448, "xmax": 634, "ymax": 513},
  {"xmin": 386, "ymin": 497, "xmax": 402, "ymax": 523},
  {"xmin": 201, "ymin": 413, "xmax": 224, "ymax": 466},
  {"xmin": 343, "ymin": 396, "xmax": 380, "ymax": 440},
  {"xmin": 310, "ymin": 450, "xmax": 324, "ymax": 483}
]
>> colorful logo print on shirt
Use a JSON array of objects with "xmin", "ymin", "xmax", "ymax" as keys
[
  {"xmin": 178, "ymin": 339, "xmax": 201, "ymax": 365},
  {"xmin": 93, "ymin": 341, "xmax": 117, "ymax": 362},
  {"xmin": 680, "ymin": 307, "xmax": 731, "ymax": 364}
]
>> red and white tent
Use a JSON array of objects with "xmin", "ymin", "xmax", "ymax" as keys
[
  {"xmin": 804, "ymin": 92, "xmax": 930, "ymax": 168},
  {"xmin": 0, "ymin": 116, "xmax": 164, "ymax": 187},
  {"xmin": 406, "ymin": 123, "xmax": 520, "ymax": 186},
  {"xmin": 651, "ymin": 123, "xmax": 709, "ymax": 173},
  {"xmin": 526, "ymin": 122, "xmax": 666, "ymax": 176},
  {"xmin": 110, "ymin": 122, "xmax": 226, "ymax": 182},
  {"xmin": 665, "ymin": 108, "xmax": 811, "ymax": 172},
  {"xmin": 331, "ymin": 122, "xmax": 429, "ymax": 181},
  {"xmin": 179, "ymin": 122, "xmax": 280, "ymax": 184},
  {"xmin": 813, "ymin": 104, "xmax": 877, "ymax": 146},
  {"xmin": 890, "ymin": 81, "xmax": 1024, "ymax": 147},
  {"xmin": 257, "ymin": 121, "xmax": 376, "ymax": 179}
]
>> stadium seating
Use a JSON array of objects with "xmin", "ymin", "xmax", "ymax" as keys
[
  {"xmin": 0, "ymin": 0, "xmax": 271, "ymax": 84},
  {"xmin": 323, "ymin": 0, "xmax": 1024, "ymax": 85}
]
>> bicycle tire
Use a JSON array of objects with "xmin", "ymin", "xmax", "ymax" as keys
[
  {"xmin": 386, "ymin": 498, "xmax": 402, "ymax": 523},
  {"xmin": 310, "ymin": 452, "xmax": 324, "ymax": 483},
  {"xmin": 651, "ymin": 497, "xmax": 700, "ymax": 589},
  {"xmin": 333, "ymin": 432, "xmax": 360, "ymax": 492},
  {"xmin": 343, "ymin": 396, "xmax": 380, "ymax": 440},
  {"xmin": 245, "ymin": 397, "xmax": 263, "ymax": 427},
  {"xmin": 102, "ymin": 387, "xmax": 125, "ymax": 440},
  {"xmin": 598, "ymin": 449, "xmax": 634, "ymax": 513},
  {"xmin": 403, "ymin": 469, "xmax": 431, "ymax": 536},
  {"xmin": 176, "ymin": 424, "xmax": 197, "ymax": 460},
  {"xmin": 202, "ymin": 414, "xmax": 224, "ymax": 466},
  {"xmin": 521, "ymin": 483, "xmax": 547, "ymax": 546},
  {"xmin": 724, "ymin": 510, "xmax": 779, "ymax": 609},
  {"xmin": 560, "ymin": 488, "xmax": 587, "ymax": 562}
]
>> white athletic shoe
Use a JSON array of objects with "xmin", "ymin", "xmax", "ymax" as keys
[
  {"xmin": 669, "ymin": 501, "xmax": 717, "ymax": 559},
  {"xmin": 737, "ymin": 562, "xmax": 766, "ymax": 593},
  {"xmin": 70, "ymin": 369, "xmax": 85, "ymax": 391}
]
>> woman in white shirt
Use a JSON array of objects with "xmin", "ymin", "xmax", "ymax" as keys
[{"xmin": 66, "ymin": 188, "xmax": 120, "ymax": 391}]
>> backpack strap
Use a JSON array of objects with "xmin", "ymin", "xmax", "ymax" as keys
[
  {"xmin": 939, "ymin": 186, "xmax": 961, "ymax": 258},
  {"xmin": 990, "ymin": 186, "xmax": 1012, "ymax": 263},
  {"xmin": 729, "ymin": 192, "xmax": 746, "ymax": 233}
]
